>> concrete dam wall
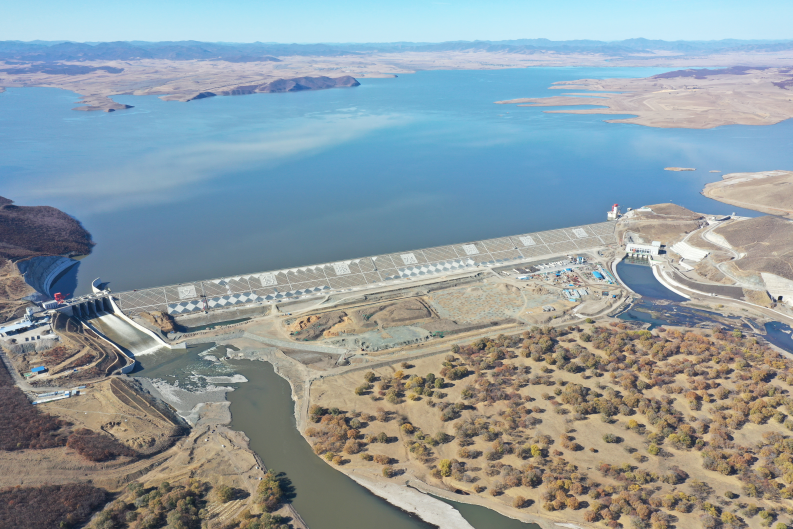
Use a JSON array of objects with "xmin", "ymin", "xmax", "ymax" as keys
[
  {"xmin": 17, "ymin": 255, "xmax": 78, "ymax": 298},
  {"xmin": 113, "ymin": 220, "xmax": 618, "ymax": 317}
]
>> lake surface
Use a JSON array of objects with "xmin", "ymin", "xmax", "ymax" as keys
[{"xmin": 2, "ymin": 67, "xmax": 790, "ymax": 295}]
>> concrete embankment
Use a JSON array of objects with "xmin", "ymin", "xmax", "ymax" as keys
[{"xmin": 17, "ymin": 255, "xmax": 78, "ymax": 298}]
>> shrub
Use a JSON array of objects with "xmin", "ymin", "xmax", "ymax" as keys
[
  {"xmin": 603, "ymin": 433, "xmax": 619, "ymax": 443},
  {"xmin": 215, "ymin": 484, "xmax": 235, "ymax": 503},
  {"xmin": 0, "ymin": 483, "xmax": 106, "ymax": 529},
  {"xmin": 0, "ymin": 361, "xmax": 69, "ymax": 451},
  {"xmin": 374, "ymin": 454, "xmax": 391, "ymax": 465},
  {"xmin": 513, "ymin": 496, "xmax": 527, "ymax": 508},
  {"xmin": 383, "ymin": 466, "xmax": 395, "ymax": 478}
]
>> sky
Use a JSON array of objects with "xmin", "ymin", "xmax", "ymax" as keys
[{"xmin": 3, "ymin": 0, "xmax": 793, "ymax": 43}]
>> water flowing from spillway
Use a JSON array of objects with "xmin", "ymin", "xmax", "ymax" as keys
[{"xmin": 88, "ymin": 311, "xmax": 167, "ymax": 357}]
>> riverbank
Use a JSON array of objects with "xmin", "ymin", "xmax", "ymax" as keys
[{"xmin": 128, "ymin": 250, "xmax": 793, "ymax": 529}]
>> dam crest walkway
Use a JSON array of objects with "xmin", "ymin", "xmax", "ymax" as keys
[{"xmin": 114, "ymin": 221, "xmax": 618, "ymax": 317}]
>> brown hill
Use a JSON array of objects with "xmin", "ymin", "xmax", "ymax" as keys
[
  {"xmin": 0, "ymin": 197, "xmax": 94, "ymax": 322},
  {"xmin": 0, "ymin": 197, "xmax": 93, "ymax": 261},
  {"xmin": 713, "ymin": 216, "xmax": 793, "ymax": 281},
  {"xmin": 702, "ymin": 170, "xmax": 793, "ymax": 218}
]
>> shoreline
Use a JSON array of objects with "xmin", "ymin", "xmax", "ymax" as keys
[
  {"xmin": 137, "ymin": 339, "xmax": 582, "ymax": 529},
  {"xmin": 495, "ymin": 67, "xmax": 793, "ymax": 129},
  {"xmin": 701, "ymin": 170, "xmax": 793, "ymax": 218}
]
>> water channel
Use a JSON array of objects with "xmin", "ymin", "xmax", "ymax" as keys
[
  {"xmin": 227, "ymin": 360, "xmax": 540, "ymax": 529},
  {"xmin": 615, "ymin": 261, "xmax": 793, "ymax": 355},
  {"xmin": 126, "ymin": 259, "xmax": 793, "ymax": 529},
  {"xmin": 132, "ymin": 347, "xmax": 540, "ymax": 529}
]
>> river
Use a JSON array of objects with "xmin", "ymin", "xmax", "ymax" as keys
[
  {"xmin": 227, "ymin": 360, "xmax": 541, "ymax": 529},
  {"xmin": 4, "ymin": 67, "xmax": 789, "ymax": 296},
  {"xmin": 132, "ymin": 346, "xmax": 540, "ymax": 529}
]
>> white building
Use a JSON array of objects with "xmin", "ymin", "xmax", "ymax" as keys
[{"xmin": 626, "ymin": 243, "xmax": 660, "ymax": 256}]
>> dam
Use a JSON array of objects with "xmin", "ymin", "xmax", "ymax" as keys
[
  {"xmin": 113, "ymin": 220, "xmax": 618, "ymax": 317},
  {"xmin": 56, "ymin": 293, "xmax": 170, "ymax": 359}
]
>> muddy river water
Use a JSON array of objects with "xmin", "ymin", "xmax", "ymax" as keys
[
  {"xmin": 133, "ymin": 346, "xmax": 539, "ymax": 528},
  {"xmin": 227, "ymin": 360, "xmax": 539, "ymax": 529}
]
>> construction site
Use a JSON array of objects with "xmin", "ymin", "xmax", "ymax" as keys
[{"xmin": 3, "ymin": 203, "xmax": 793, "ymax": 529}]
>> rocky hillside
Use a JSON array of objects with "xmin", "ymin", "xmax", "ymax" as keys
[
  {"xmin": 0, "ymin": 196, "xmax": 94, "ymax": 322},
  {"xmin": 0, "ymin": 196, "xmax": 93, "ymax": 260}
]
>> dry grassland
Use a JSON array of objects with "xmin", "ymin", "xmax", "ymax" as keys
[
  {"xmin": 703, "ymin": 171, "xmax": 793, "ymax": 219},
  {"xmin": 497, "ymin": 67, "xmax": 793, "ymax": 129},
  {"xmin": 306, "ymin": 323, "xmax": 793, "ymax": 529}
]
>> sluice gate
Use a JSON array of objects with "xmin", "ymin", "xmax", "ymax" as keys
[{"xmin": 56, "ymin": 292, "xmax": 171, "ymax": 359}]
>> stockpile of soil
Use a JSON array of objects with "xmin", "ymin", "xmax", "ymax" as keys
[
  {"xmin": 290, "ymin": 311, "xmax": 347, "ymax": 341},
  {"xmin": 358, "ymin": 298, "xmax": 433, "ymax": 327},
  {"xmin": 140, "ymin": 311, "xmax": 178, "ymax": 334}
]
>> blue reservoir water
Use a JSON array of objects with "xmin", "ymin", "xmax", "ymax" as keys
[{"xmin": 1, "ymin": 67, "xmax": 791, "ymax": 294}]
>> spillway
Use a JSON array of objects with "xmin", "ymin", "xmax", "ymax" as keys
[{"xmin": 88, "ymin": 311, "xmax": 167, "ymax": 357}]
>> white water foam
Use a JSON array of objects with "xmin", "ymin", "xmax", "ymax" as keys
[
  {"xmin": 203, "ymin": 374, "xmax": 248, "ymax": 384},
  {"xmin": 89, "ymin": 311, "xmax": 165, "ymax": 356}
]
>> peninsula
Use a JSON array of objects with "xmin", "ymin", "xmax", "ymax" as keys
[
  {"xmin": 3, "ymin": 39, "xmax": 793, "ymax": 112},
  {"xmin": 702, "ymin": 170, "xmax": 793, "ymax": 218},
  {"xmin": 496, "ymin": 67, "xmax": 793, "ymax": 129}
]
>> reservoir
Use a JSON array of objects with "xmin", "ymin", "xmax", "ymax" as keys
[{"xmin": 1, "ymin": 67, "xmax": 788, "ymax": 295}]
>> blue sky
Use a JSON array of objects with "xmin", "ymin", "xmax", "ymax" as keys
[{"xmin": 3, "ymin": 0, "xmax": 792, "ymax": 43}]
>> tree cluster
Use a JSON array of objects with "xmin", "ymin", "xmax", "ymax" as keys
[
  {"xmin": 66, "ymin": 428, "xmax": 139, "ymax": 462},
  {"xmin": 0, "ymin": 482, "xmax": 106, "ymax": 529},
  {"xmin": 0, "ymin": 360, "xmax": 70, "ymax": 450},
  {"xmin": 91, "ymin": 479, "xmax": 209, "ymax": 529}
]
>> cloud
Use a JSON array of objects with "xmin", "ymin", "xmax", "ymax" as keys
[{"xmin": 18, "ymin": 112, "xmax": 409, "ymax": 214}]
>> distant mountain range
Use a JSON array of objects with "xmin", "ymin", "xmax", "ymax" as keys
[{"xmin": 1, "ymin": 38, "xmax": 792, "ymax": 62}]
